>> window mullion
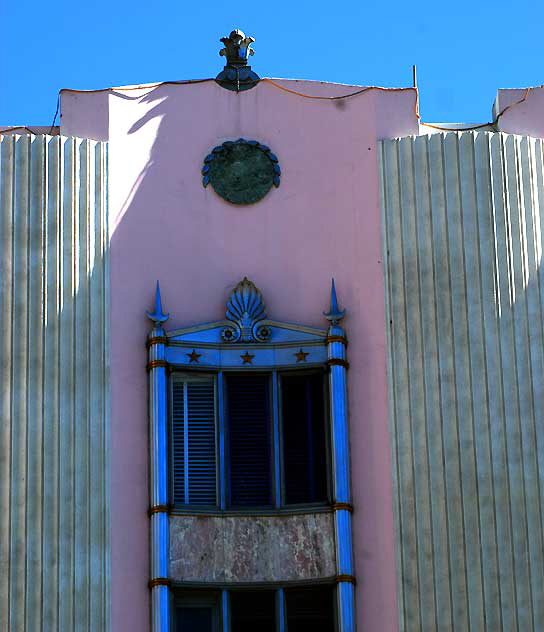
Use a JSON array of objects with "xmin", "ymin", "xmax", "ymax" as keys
[
  {"xmin": 277, "ymin": 588, "xmax": 286, "ymax": 632},
  {"xmin": 221, "ymin": 589, "xmax": 230, "ymax": 632},
  {"xmin": 218, "ymin": 371, "xmax": 226, "ymax": 510},
  {"xmin": 272, "ymin": 371, "xmax": 282, "ymax": 508}
]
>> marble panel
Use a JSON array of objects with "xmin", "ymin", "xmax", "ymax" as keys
[{"xmin": 169, "ymin": 512, "xmax": 336, "ymax": 583}]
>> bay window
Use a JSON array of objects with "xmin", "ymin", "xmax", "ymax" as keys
[
  {"xmin": 170, "ymin": 370, "xmax": 329, "ymax": 510},
  {"xmin": 148, "ymin": 277, "xmax": 354, "ymax": 632}
]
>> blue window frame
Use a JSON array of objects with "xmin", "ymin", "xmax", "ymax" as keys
[
  {"xmin": 174, "ymin": 586, "xmax": 337, "ymax": 632},
  {"xmin": 148, "ymin": 278, "xmax": 354, "ymax": 632},
  {"xmin": 169, "ymin": 369, "xmax": 330, "ymax": 510}
]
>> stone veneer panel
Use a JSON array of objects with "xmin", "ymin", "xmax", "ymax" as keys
[{"xmin": 169, "ymin": 512, "xmax": 336, "ymax": 583}]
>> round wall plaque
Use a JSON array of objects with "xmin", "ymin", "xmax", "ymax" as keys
[{"xmin": 202, "ymin": 138, "xmax": 281, "ymax": 205}]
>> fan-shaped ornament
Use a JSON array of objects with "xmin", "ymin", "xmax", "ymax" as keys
[{"xmin": 221, "ymin": 277, "xmax": 271, "ymax": 342}]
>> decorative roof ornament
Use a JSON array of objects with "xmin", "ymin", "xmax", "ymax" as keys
[
  {"xmin": 147, "ymin": 281, "xmax": 169, "ymax": 326},
  {"xmin": 221, "ymin": 277, "xmax": 271, "ymax": 342},
  {"xmin": 215, "ymin": 29, "xmax": 260, "ymax": 92},
  {"xmin": 220, "ymin": 29, "xmax": 255, "ymax": 65},
  {"xmin": 323, "ymin": 278, "xmax": 346, "ymax": 325}
]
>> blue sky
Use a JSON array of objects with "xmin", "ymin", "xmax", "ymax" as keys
[{"xmin": 1, "ymin": 0, "xmax": 543, "ymax": 126}]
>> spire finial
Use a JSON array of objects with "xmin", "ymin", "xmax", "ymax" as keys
[
  {"xmin": 146, "ymin": 281, "xmax": 169, "ymax": 326},
  {"xmin": 323, "ymin": 278, "xmax": 346, "ymax": 324}
]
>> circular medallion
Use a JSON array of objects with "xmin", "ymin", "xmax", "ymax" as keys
[{"xmin": 202, "ymin": 139, "xmax": 280, "ymax": 205}]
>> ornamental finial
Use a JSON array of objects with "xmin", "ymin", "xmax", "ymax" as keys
[
  {"xmin": 219, "ymin": 29, "xmax": 255, "ymax": 65},
  {"xmin": 324, "ymin": 278, "xmax": 346, "ymax": 324},
  {"xmin": 216, "ymin": 29, "xmax": 260, "ymax": 92},
  {"xmin": 146, "ymin": 281, "xmax": 169, "ymax": 326}
]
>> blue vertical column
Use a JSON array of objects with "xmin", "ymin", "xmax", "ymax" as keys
[
  {"xmin": 324, "ymin": 280, "xmax": 355, "ymax": 632},
  {"xmin": 221, "ymin": 589, "xmax": 230, "ymax": 632},
  {"xmin": 147, "ymin": 282, "xmax": 171, "ymax": 632}
]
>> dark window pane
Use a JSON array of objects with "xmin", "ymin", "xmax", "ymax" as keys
[
  {"xmin": 286, "ymin": 586, "xmax": 335, "ymax": 632},
  {"xmin": 227, "ymin": 374, "xmax": 272, "ymax": 507},
  {"xmin": 230, "ymin": 590, "xmax": 276, "ymax": 632},
  {"xmin": 282, "ymin": 373, "xmax": 328, "ymax": 504},
  {"xmin": 176, "ymin": 606, "xmax": 213, "ymax": 632}
]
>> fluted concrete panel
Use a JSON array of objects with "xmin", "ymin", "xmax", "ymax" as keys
[
  {"xmin": 0, "ymin": 134, "xmax": 109, "ymax": 631},
  {"xmin": 380, "ymin": 132, "xmax": 544, "ymax": 631}
]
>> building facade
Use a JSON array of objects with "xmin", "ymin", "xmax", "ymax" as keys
[{"xmin": 2, "ymin": 30, "xmax": 544, "ymax": 631}]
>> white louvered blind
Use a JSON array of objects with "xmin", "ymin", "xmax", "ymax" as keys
[{"xmin": 171, "ymin": 376, "xmax": 217, "ymax": 506}]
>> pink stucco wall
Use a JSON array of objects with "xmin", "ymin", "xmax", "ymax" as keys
[
  {"xmin": 62, "ymin": 78, "xmax": 419, "ymax": 632},
  {"xmin": 495, "ymin": 86, "xmax": 544, "ymax": 138}
]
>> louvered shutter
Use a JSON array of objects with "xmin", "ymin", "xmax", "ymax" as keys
[
  {"xmin": 226, "ymin": 374, "xmax": 272, "ymax": 507},
  {"xmin": 171, "ymin": 377, "xmax": 217, "ymax": 506},
  {"xmin": 172, "ymin": 381, "xmax": 186, "ymax": 503}
]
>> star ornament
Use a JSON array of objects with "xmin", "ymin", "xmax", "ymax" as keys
[
  {"xmin": 187, "ymin": 349, "xmax": 202, "ymax": 363},
  {"xmin": 295, "ymin": 349, "xmax": 309, "ymax": 363},
  {"xmin": 240, "ymin": 351, "xmax": 255, "ymax": 365}
]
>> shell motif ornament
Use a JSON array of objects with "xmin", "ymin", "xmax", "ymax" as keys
[{"xmin": 221, "ymin": 277, "xmax": 271, "ymax": 342}]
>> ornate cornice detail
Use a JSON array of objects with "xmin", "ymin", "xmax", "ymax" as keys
[{"xmin": 221, "ymin": 277, "xmax": 271, "ymax": 342}]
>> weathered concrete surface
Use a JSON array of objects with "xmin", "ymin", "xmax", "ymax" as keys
[
  {"xmin": 381, "ymin": 132, "xmax": 544, "ymax": 631},
  {"xmin": 0, "ymin": 135, "xmax": 109, "ymax": 632},
  {"xmin": 170, "ymin": 512, "xmax": 336, "ymax": 582}
]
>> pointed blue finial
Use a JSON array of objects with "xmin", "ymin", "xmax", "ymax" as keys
[
  {"xmin": 146, "ymin": 281, "xmax": 169, "ymax": 325},
  {"xmin": 323, "ymin": 278, "xmax": 346, "ymax": 324}
]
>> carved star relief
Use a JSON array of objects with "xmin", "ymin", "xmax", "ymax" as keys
[
  {"xmin": 187, "ymin": 349, "xmax": 202, "ymax": 363},
  {"xmin": 295, "ymin": 349, "xmax": 309, "ymax": 362},
  {"xmin": 240, "ymin": 351, "xmax": 255, "ymax": 365}
]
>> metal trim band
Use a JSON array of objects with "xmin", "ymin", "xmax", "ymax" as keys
[
  {"xmin": 149, "ymin": 578, "xmax": 171, "ymax": 589},
  {"xmin": 325, "ymin": 335, "xmax": 348, "ymax": 346},
  {"xmin": 147, "ymin": 336, "xmax": 168, "ymax": 348},
  {"xmin": 332, "ymin": 502, "xmax": 354, "ymax": 513},
  {"xmin": 336, "ymin": 574, "xmax": 357, "ymax": 585},
  {"xmin": 148, "ymin": 504, "xmax": 170, "ymax": 516},
  {"xmin": 327, "ymin": 358, "xmax": 350, "ymax": 370},
  {"xmin": 147, "ymin": 360, "xmax": 168, "ymax": 371}
]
